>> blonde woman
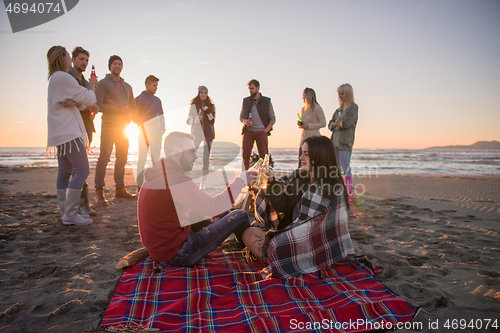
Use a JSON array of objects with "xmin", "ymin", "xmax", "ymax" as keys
[
  {"xmin": 328, "ymin": 83, "xmax": 359, "ymax": 204},
  {"xmin": 47, "ymin": 46, "xmax": 97, "ymax": 225},
  {"xmin": 297, "ymin": 87, "xmax": 326, "ymax": 167}
]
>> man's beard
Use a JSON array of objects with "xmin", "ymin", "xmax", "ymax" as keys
[
  {"xmin": 251, "ymin": 92, "xmax": 258, "ymax": 98},
  {"xmin": 180, "ymin": 153, "xmax": 193, "ymax": 172}
]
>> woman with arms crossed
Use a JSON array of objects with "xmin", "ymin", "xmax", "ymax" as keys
[
  {"xmin": 47, "ymin": 46, "xmax": 97, "ymax": 225},
  {"xmin": 328, "ymin": 83, "xmax": 359, "ymax": 204}
]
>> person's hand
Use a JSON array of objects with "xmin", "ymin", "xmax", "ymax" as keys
[
  {"xmin": 333, "ymin": 119, "xmax": 340, "ymax": 127},
  {"xmin": 244, "ymin": 119, "xmax": 252, "ymax": 127},
  {"xmin": 262, "ymin": 167, "xmax": 275, "ymax": 182},
  {"xmin": 246, "ymin": 170, "xmax": 258, "ymax": 185},
  {"xmin": 60, "ymin": 98, "xmax": 77, "ymax": 107},
  {"xmin": 262, "ymin": 166, "xmax": 272, "ymax": 178},
  {"xmin": 91, "ymin": 104, "xmax": 99, "ymax": 113},
  {"xmin": 89, "ymin": 77, "xmax": 98, "ymax": 91},
  {"xmin": 301, "ymin": 123, "xmax": 309, "ymax": 130}
]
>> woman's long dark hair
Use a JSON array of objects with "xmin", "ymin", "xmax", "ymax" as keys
[
  {"xmin": 190, "ymin": 91, "xmax": 215, "ymax": 112},
  {"xmin": 303, "ymin": 135, "xmax": 349, "ymax": 207}
]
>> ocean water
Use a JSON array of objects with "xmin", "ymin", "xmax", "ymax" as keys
[{"xmin": 0, "ymin": 147, "xmax": 499, "ymax": 176}]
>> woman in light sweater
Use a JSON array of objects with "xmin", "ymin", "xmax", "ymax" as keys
[
  {"xmin": 328, "ymin": 83, "xmax": 359, "ymax": 204},
  {"xmin": 46, "ymin": 46, "xmax": 97, "ymax": 226},
  {"xmin": 297, "ymin": 87, "xmax": 326, "ymax": 167}
]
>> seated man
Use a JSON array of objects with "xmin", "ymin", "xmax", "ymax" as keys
[{"xmin": 138, "ymin": 131, "xmax": 257, "ymax": 267}]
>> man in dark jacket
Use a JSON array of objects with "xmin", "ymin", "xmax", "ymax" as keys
[
  {"xmin": 68, "ymin": 46, "xmax": 98, "ymax": 217},
  {"xmin": 239, "ymin": 79, "xmax": 276, "ymax": 170},
  {"xmin": 94, "ymin": 55, "xmax": 137, "ymax": 203}
]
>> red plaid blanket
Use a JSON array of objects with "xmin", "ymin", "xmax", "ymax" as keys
[{"xmin": 102, "ymin": 251, "xmax": 417, "ymax": 332}]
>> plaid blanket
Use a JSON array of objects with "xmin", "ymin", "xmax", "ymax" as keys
[{"xmin": 102, "ymin": 251, "xmax": 417, "ymax": 333}]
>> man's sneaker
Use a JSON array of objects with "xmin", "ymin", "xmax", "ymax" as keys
[{"xmin": 115, "ymin": 186, "xmax": 137, "ymax": 199}]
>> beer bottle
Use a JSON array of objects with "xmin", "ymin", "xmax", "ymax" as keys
[
  {"xmin": 297, "ymin": 113, "xmax": 303, "ymax": 125},
  {"xmin": 249, "ymin": 158, "xmax": 263, "ymax": 172},
  {"xmin": 338, "ymin": 112, "xmax": 343, "ymax": 128},
  {"xmin": 248, "ymin": 113, "xmax": 253, "ymax": 127},
  {"xmin": 258, "ymin": 154, "xmax": 270, "ymax": 187},
  {"xmin": 90, "ymin": 65, "xmax": 97, "ymax": 115}
]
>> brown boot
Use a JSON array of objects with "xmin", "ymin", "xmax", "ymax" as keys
[
  {"xmin": 95, "ymin": 187, "xmax": 108, "ymax": 206},
  {"xmin": 115, "ymin": 186, "xmax": 137, "ymax": 199}
]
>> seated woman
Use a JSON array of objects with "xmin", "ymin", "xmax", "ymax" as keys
[{"xmin": 241, "ymin": 136, "xmax": 354, "ymax": 278}]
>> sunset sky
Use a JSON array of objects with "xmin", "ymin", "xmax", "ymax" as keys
[{"xmin": 0, "ymin": 0, "xmax": 499, "ymax": 149}]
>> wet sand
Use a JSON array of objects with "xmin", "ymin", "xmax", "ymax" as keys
[{"xmin": 0, "ymin": 167, "xmax": 498, "ymax": 332}]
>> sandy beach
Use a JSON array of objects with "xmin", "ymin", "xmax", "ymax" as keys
[{"xmin": 0, "ymin": 167, "xmax": 498, "ymax": 332}]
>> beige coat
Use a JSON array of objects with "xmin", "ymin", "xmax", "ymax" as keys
[{"xmin": 299, "ymin": 103, "xmax": 326, "ymax": 145}]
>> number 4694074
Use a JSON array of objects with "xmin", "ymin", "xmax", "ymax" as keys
[
  {"xmin": 444, "ymin": 319, "xmax": 498, "ymax": 330},
  {"xmin": 5, "ymin": 2, "xmax": 61, "ymax": 14}
]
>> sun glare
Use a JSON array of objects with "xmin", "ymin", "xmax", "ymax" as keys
[{"xmin": 125, "ymin": 123, "xmax": 139, "ymax": 153}]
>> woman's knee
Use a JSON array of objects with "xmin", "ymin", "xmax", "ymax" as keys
[{"xmin": 73, "ymin": 161, "xmax": 90, "ymax": 177}]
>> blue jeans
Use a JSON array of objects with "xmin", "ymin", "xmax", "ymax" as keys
[
  {"xmin": 95, "ymin": 123, "xmax": 129, "ymax": 188},
  {"xmin": 56, "ymin": 139, "xmax": 90, "ymax": 190},
  {"xmin": 336, "ymin": 149, "xmax": 352, "ymax": 178},
  {"xmin": 159, "ymin": 210, "xmax": 250, "ymax": 267}
]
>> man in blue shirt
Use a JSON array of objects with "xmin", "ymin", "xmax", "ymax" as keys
[{"xmin": 134, "ymin": 75, "xmax": 166, "ymax": 189}]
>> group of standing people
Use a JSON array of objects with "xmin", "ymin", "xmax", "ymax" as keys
[
  {"xmin": 46, "ymin": 45, "xmax": 219, "ymax": 226},
  {"xmin": 46, "ymin": 45, "xmax": 167, "ymax": 225}
]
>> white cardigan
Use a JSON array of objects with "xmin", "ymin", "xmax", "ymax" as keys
[{"xmin": 47, "ymin": 71, "xmax": 97, "ymax": 147}]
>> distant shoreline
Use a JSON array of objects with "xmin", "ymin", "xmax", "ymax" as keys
[{"xmin": 425, "ymin": 140, "xmax": 500, "ymax": 150}]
